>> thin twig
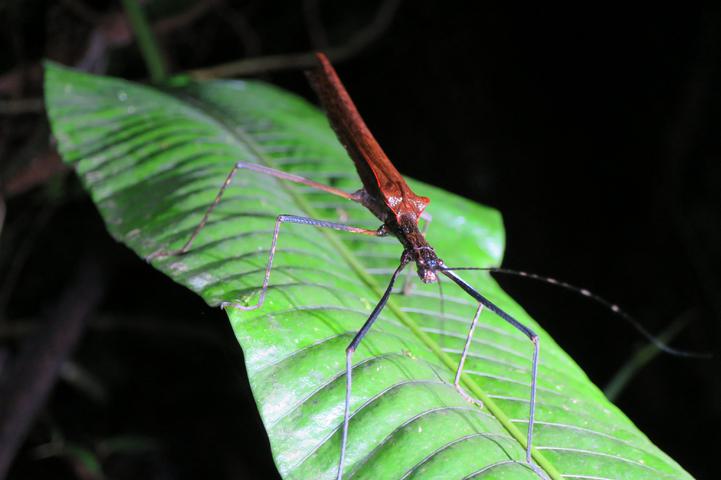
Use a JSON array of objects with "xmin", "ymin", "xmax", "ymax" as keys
[
  {"xmin": 603, "ymin": 312, "xmax": 693, "ymax": 401},
  {"xmin": 188, "ymin": 0, "xmax": 402, "ymax": 79},
  {"xmin": 59, "ymin": 360, "xmax": 108, "ymax": 404},
  {"xmin": 120, "ymin": 0, "xmax": 167, "ymax": 82},
  {"xmin": 154, "ymin": 0, "xmax": 218, "ymax": 35}
]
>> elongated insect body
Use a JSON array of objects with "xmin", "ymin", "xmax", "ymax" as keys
[
  {"xmin": 305, "ymin": 54, "xmax": 543, "ymax": 477},
  {"xmin": 306, "ymin": 54, "xmax": 430, "ymax": 226},
  {"xmin": 149, "ymin": 52, "xmax": 545, "ymax": 479}
]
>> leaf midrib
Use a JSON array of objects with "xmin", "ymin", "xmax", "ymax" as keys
[{"xmin": 175, "ymin": 84, "xmax": 562, "ymax": 480}]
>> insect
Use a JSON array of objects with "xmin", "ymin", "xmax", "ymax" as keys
[{"xmin": 150, "ymin": 52, "xmax": 544, "ymax": 478}]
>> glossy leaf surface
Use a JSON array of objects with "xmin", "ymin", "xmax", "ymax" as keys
[{"xmin": 45, "ymin": 63, "xmax": 691, "ymax": 480}]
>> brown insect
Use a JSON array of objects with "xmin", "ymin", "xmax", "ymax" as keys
[{"xmin": 150, "ymin": 52, "xmax": 544, "ymax": 478}]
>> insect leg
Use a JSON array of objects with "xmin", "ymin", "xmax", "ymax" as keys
[
  {"xmin": 222, "ymin": 214, "xmax": 381, "ymax": 311},
  {"xmin": 453, "ymin": 303, "xmax": 485, "ymax": 405},
  {"xmin": 146, "ymin": 161, "xmax": 362, "ymax": 260},
  {"xmin": 441, "ymin": 269, "xmax": 542, "ymax": 471},
  {"xmin": 337, "ymin": 258, "xmax": 409, "ymax": 480}
]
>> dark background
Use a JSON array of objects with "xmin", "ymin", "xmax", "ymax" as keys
[{"xmin": 1, "ymin": 1, "xmax": 719, "ymax": 479}]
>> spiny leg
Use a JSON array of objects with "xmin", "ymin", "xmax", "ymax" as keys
[
  {"xmin": 337, "ymin": 258, "xmax": 409, "ymax": 480},
  {"xmin": 453, "ymin": 303, "xmax": 484, "ymax": 406},
  {"xmin": 221, "ymin": 214, "xmax": 383, "ymax": 311},
  {"xmin": 441, "ymin": 269, "xmax": 543, "ymax": 475},
  {"xmin": 146, "ymin": 161, "xmax": 361, "ymax": 260}
]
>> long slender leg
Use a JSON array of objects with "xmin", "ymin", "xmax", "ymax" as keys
[
  {"xmin": 453, "ymin": 303, "xmax": 484, "ymax": 405},
  {"xmin": 147, "ymin": 161, "xmax": 361, "ymax": 260},
  {"xmin": 337, "ymin": 258, "xmax": 410, "ymax": 480},
  {"xmin": 222, "ymin": 214, "xmax": 383, "ymax": 311},
  {"xmin": 441, "ymin": 269, "xmax": 543, "ymax": 473}
]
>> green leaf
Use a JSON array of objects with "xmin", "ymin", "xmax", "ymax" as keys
[{"xmin": 44, "ymin": 62, "xmax": 692, "ymax": 480}]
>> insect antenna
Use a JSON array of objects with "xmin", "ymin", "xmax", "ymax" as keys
[{"xmin": 439, "ymin": 266, "xmax": 711, "ymax": 358}]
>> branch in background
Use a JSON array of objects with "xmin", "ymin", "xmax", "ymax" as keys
[
  {"xmin": 603, "ymin": 313, "xmax": 692, "ymax": 401},
  {"xmin": 73, "ymin": 14, "xmax": 127, "ymax": 74},
  {"xmin": 120, "ymin": 0, "xmax": 167, "ymax": 82},
  {"xmin": 0, "ymin": 0, "xmax": 219, "ymax": 112},
  {"xmin": 188, "ymin": 0, "xmax": 402, "ymax": 79},
  {"xmin": 2, "ymin": 150, "xmax": 67, "ymax": 198},
  {"xmin": 154, "ymin": 0, "xmax": 218, "ymax": 35},
  {"xmin": 59, "ymin": 360, "xmax": 108, "ymax": 404},
  {"xmin": 0, "ymin": 257, "xmax": 105, "ymax": 479},
  {"xmin": 0, "ymin": 2, "xmax": 219, "ymax": 207}
]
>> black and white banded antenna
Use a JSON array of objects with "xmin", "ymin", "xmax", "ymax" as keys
[{"xmin": 439, "ymin": 266, "xmax": 711, "ymax": 358}]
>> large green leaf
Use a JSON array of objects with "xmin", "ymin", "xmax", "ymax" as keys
[{"xmin": 44, "ymin": 63, "xmax": 692, "ymax": 480}]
